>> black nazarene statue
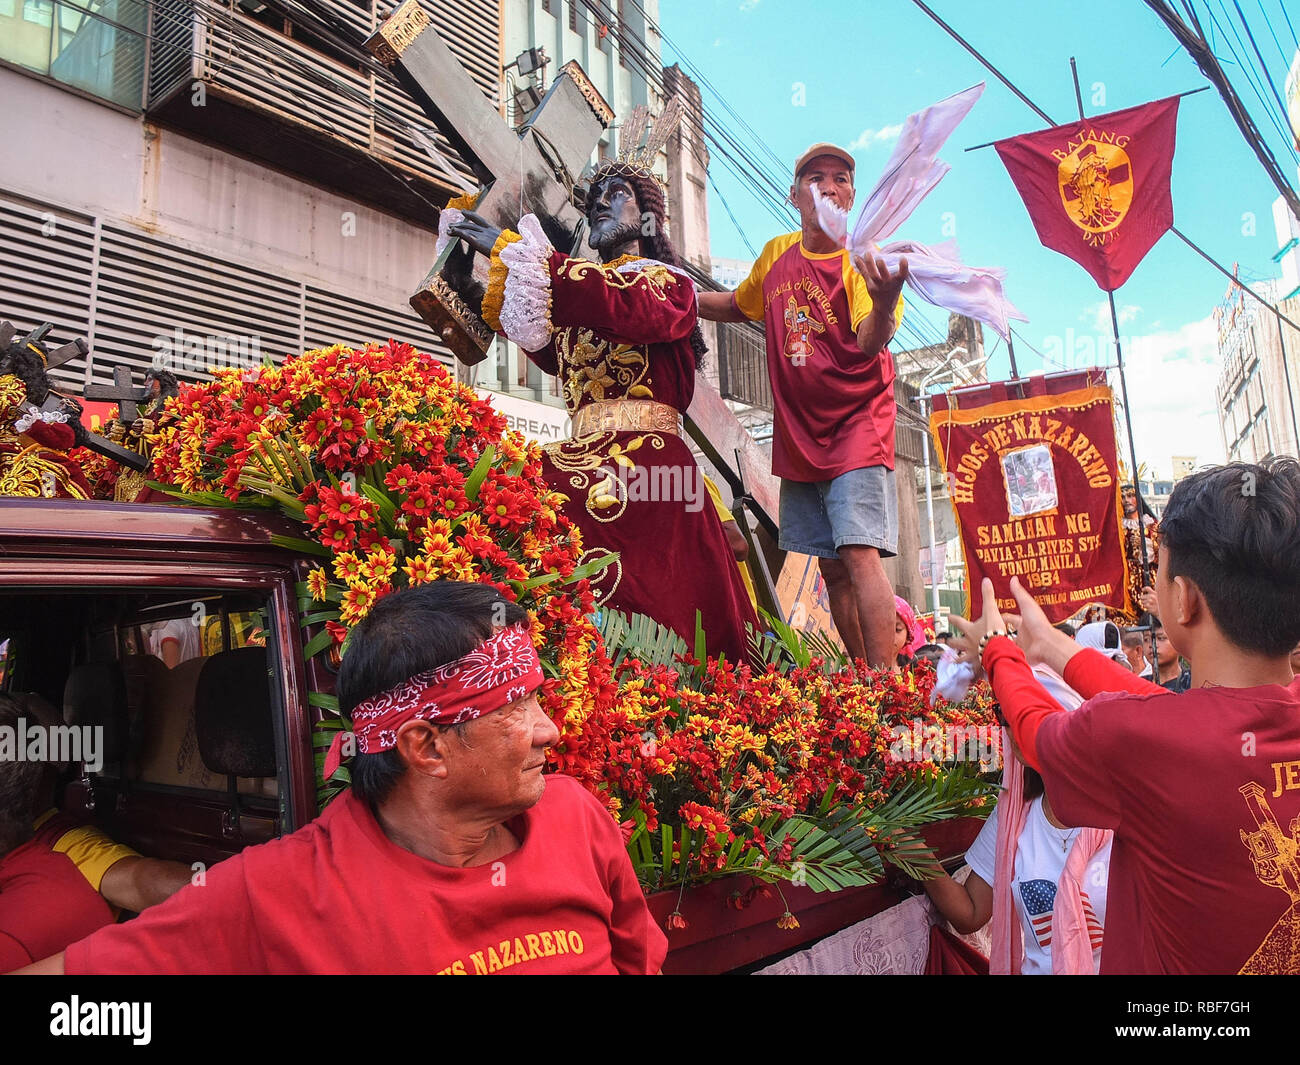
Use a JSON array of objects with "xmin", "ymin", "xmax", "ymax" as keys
[{"xmin": 446, "ymin": 102, "xmax": 760, "ymax": 662}]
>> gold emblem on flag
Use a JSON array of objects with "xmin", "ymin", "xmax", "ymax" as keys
[{"xmin": 1056, "ymin": 134, "xmax": 1133, "ymax": 240}]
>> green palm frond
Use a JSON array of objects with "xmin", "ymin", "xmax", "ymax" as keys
[
  {"xmin": 865, "ymin": 762, "xmax": 995, "ymax": 831},
  {"xmin": 804, "ymin": 627, "xmax": 849, "ymax": 671},
  {"xmin": 751, "ymin": 607, "xmax": 809, "ymax": 671},
  {"xmin": 311, "ymin": 716, "xmax": 352, "ymax": 811},
  {"xmin": 746, "ymin": 621, "xmax": 786, "ymax": 672},
  {"xmin": 859, "ymin": 764, "xmax": 997, "ymax": 879},
  {"xmin": 595, "ymin": 608, "xmax": 689, "ymax": 671},
  {"xmin": 629, "ymin": 801, "xmax": 885, "ymax": 894},
  {"xmin": 749, "ymin": 608, "xmax": 849, "ymax": 676}
]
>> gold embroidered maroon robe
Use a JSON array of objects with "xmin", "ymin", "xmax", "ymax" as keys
[{"xmin": 486, "ymin": 215, "xmax": 759, "ymax": 662}]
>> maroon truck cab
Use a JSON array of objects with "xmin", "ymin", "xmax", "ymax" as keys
[{"xmin": 0, "ymin": 499, "xmax": 335, "ymax": 871}]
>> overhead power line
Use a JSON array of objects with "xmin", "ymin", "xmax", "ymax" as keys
[{"xmin": 1144, "ymin": 0, "xmax": 1300, "ymax": 220}]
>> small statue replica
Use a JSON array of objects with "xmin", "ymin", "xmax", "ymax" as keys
[
  {"xmin": 0, "ymin": 322, "xmax": 93, "ymax": 499},
  {"xmin": 92, "ymin": 367, "xmax": 180, "ymax": 502}
]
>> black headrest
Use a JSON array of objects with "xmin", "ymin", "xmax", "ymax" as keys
[
  {"xmin": 195, "ymin": 648, "xmax": 277, "ymax": 778},
  {"xmin": 63, "ymin": 661, "xmax": 128, "ymax": 763}
]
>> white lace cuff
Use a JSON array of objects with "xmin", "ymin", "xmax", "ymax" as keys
[
  {"xmin": 14, "ymin": 407, "xmax": 69, "ymax": 433},
  {"xmin": 497, "ymin": 214, "xmax": 554, "ymax": 352}
]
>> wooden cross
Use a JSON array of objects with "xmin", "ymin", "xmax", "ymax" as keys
[
  {"xmin": 1, "ymin": 320, "xmax": 89, "ymax": 375},
  {"xmin": 365, "ymin": 1, "xmax": 613, "ymax": 365},
  {"xmin": 364, "ymin": 4, "xmax": 781, "ymax": 572},
  {"xmin": 83, "ymin": 365, "xmax": 153, "ymax": 424}
]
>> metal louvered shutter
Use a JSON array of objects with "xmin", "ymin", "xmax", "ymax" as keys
[
  {"xmin": 147, "ymin": 0, "xmax": 199, "ymax": 107},
  {"xmin": 2, "ymin": 188, "xmax": 459, "ymax": 392},
  {"xmin": 92, "ymin": 224, "xmax": 304, "ymax": 385},
  {"xmin": 0, "ymin": 193, "xmax": 97, "ymax": 391},
  {"xmin": 303, "ymin": 284, "xmax": 454, "ymax": 366}
]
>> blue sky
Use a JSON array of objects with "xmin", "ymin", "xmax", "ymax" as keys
[{"xmin": 658, "ymin": 0, "xmax": 1300, "ymax": 474}]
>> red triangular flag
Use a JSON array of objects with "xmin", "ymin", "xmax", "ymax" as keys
[{"xmin": 994, "ymin": 97, "xmax": 1180, "ymax": 291}]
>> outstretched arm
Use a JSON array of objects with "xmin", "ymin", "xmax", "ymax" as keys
[
  {"xmin": 920, "ymin": 868, "xmax": 993, "ymax": 935},
  {"xmin": 457, "ymin": 214, "xmax": 697, "ymax": 352},
  {"xmin": 99, "ymin": 856, "xmax": 194, "ymax": 913},
  {"xmin": 12, "ymin": 952, "xmax": 65, "ymax": 975},
  {"xmin": 697, "ymin": 290, "xmax": 747, "ymax": 323},
  {"xmin": 1000, "ymin": 579, "xmax": 1164, "ymax": 699},
  {"xmin": 952, "ymin": 577, "xmax": 1071, "ymax": 771}
]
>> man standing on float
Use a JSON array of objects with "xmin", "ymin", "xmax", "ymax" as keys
[{"xmin": 698, "ymin": 144, "xmax": 908, "ymax": 669}]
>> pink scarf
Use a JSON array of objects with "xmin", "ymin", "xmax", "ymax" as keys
[
  {"xmin": 989, "ymin": 738, "xmax": 1029, "ymax": 975},
  {"xmin": 894, "ymin": 596, "xmax": 926, "ymax": 656},
  {"xmin": 1051, "ymin": 823, "xmax": 1110, "ymax": 975},
  {"xmin": 988, "ymin": 734, "xmax": 1111, "ymax": 974}
]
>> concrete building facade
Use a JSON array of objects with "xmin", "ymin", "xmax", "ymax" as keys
[
  {"xmin": 1214, "ymin": 277, "xmax": 1300, "ymax": 463},
  {"xmin": 0, "ymin": 0, "xmax": 507, "ymax": 395}
]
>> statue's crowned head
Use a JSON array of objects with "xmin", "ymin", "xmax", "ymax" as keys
[
  {"xmin": 583, "ymin": 98, "xmax": 684, "ymax": 261},
  {"xmin": 584, "ymin": 170, "xmax": 667, "ymax": 260},
  {"xmin": 579, "ymin": 99, "xmax": 709, "ymax": 371}
]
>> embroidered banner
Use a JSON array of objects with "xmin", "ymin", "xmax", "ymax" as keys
[
  {"xmin": 993, "ymin": 97, "xmax": 1179, "ymax": 291},
  {"xmin": 930, "ymin": 382, "xmax": 1131, "ymax": 623}
]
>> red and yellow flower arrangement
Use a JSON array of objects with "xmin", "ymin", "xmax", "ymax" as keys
[{"xmin": 147, "ymin": 340, "xmax": 998, "ymax": 911}]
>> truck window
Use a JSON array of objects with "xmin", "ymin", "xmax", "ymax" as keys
[{"xmin": 2, "ymin": 587, "xmax": 288, "ymax": 866}]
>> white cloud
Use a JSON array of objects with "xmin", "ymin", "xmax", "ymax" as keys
[
  {"xmin": 1116, "ymin": 315, "xmax": 1225, "ymax": 476},
  {"xmin": 1080, "ymin": 300, "xmax": 1141, "ymax": 332},
  {"xmin": 739, "ymin": 0, "xmax": 760, "ymax": 9},
  {"xmin": 847, "ymin": 123, "xmax": 903, "ymax": 152}
]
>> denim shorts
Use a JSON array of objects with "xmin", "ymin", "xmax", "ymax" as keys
[{"xmin": 778, "ymin": 466, "xmax": 899, "ymax": 559}]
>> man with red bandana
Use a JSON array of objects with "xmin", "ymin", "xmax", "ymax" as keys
[
  {"xmin": 20, "ymin": 583, "xmax": 665, "ymax": 975},
  {"xmin": 699, "ymin": 144, "xmax": 908, "ymax": 668}
]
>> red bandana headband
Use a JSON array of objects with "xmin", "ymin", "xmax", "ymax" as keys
[{"xmin": 323, "ymin": 624, "xmax": 543, "ymax": 779}]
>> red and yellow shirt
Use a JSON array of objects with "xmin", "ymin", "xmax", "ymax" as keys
[
  {"xmin": 0, "ymin": 837, "xmax": 114, "ymax": 972},
  {"xmin": 735, "ymin": 233, "xmax": 902, "ymax": 482}
]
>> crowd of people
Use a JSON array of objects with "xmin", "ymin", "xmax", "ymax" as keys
[{"xmin": 926, "ymin": 457, "xmax": 1300, "ymax": 974}]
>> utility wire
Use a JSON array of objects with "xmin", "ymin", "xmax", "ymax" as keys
[
  {"xmin": 619, "ymin": 0, "xmax": 789, "ymax": 176},
  {"xmin": 1277, "ymin": 0, "xmax": 1300, "ymax": 49},
  {"xmin": 1232, "ymin": 0, "xmax": 1295, "ymax": 138},
  {"xmin": 706, "ymin": 171, "xmax": 758, "ymax": 257},
  {"xmin": 1257, "ymin": 0, "xmax": 1293, "ymax": 64},
  {"xmin": 1208, "ymin": 0, "xmax": 1299, "ymax": 163},
  {"xmin": 578, "ymin": 0, "xmax": 796, "ymax": 229},
  {"xmin": 1145, "ymin": 0, "xmax": 1300, "ymax": 219},
  {"xmin": 580, "ymin": 0, "xmax": 798, "ymax": 228}
]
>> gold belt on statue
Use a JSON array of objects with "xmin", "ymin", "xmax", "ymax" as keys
[{"xmin": 571, "ymin": 399, "xmax": 682, "ymax": 439}]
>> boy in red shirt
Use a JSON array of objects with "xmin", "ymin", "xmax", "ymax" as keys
[
  {"xmin": 699, "ymin": 144, "xmax": 907, "ymax": 667},
  {"xmin": 954, "ymin": 458, "xmax": 1300, "ymax": 974}
]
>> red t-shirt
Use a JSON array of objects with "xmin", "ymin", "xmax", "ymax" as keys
[
  {"xmin": 986, "ymin": 639, "xmax": 1300, "ymax": 974},
  {"xmin": 734, "ymin": 232, "xmax": 903, "ymax": 482},
  {"xmin": 65, "ymin": 774, "xmax": 666, "ymax": 974},
  {"xmin": 0, "ymin": 838, "xmax": 114, "ymax": 972}
]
